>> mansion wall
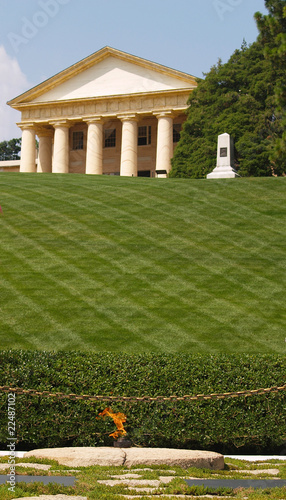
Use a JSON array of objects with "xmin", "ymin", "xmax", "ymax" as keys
[{"xmin": 68, "ymin": 115, "xmax": 184, "ymax": 176}]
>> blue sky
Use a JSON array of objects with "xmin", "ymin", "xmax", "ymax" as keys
[{"xmin": 0, "ymin": 0, "xmax": 268, "ymax": 141}]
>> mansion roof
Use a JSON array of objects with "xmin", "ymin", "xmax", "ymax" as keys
[{"xmin": 8, "ymin": 46, "xmax": 198, "ymax": 109}]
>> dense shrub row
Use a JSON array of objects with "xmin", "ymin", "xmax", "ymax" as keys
[{"xmin": 0, "ymin": 351, "xmax": 285, "ymax": 453}]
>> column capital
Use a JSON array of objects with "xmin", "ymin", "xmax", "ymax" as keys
[
  {"xmin": 117, "ymin": 114, "xmax": 139, "ymax": 122},
  {"xmin": 153, "ymin": 110, "xmax": 175, "ymax": 119},
  {"xmin": 85, "ymin": 116, "xmax": 103, "ymax": 124},
  {"xmin": 17, "ymin": 121, "xmax": 36, "ymax": 130},
  {"xmin": 50, "ymin": 120, "xmax": 71, "ymax": 128},
  {"xmin": 35, "ymin": 126, "xmax": 54, "ymax": 138}
]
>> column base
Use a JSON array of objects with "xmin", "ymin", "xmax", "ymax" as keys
[{"xmin": 156, "ymin": 169, "xmax": 167, "ymax": 178}]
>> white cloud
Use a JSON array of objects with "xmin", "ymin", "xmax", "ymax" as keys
[{"xmin": 0, "ymin": 46, "xmax": 30, "ymax": 141}]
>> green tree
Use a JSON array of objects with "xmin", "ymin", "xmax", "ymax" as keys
[
  {"xmin": 0, "ymin": 138, "xmax": 21, "ymax": 161},
  {"xmin": 171, "ymin": 39, "xmax": 277, "ymax": 178},
  {"xmin": 255, "ymin": 0, "xmax": 286, "ymax": 174},
  {"xmin": 171, "ymin": 1, "xmax": 286, "ymax": 178}
]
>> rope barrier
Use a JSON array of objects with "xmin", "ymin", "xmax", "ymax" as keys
[{"xmin": 0, "ymin": 384, "xmax": 285, "ymax": 403}]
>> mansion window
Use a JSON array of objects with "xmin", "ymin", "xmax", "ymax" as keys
[
  {"xmin": 72, "ymin": 131, "xmax": 84, "ymax": 150},
  {"xmin": 173, "ymin": 124, "xmax": 182, "ymax": 143},
  {"xmin": 138, "ymin": 126, "xmax": 151, "ymax": 146},
  {"xmin": 104, "ymin": 128, "xmax": 116, "ymax": 148}
]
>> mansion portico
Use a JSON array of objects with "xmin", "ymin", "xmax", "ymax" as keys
[{"xmin": 8, "ymin": 47, "xmax": 197, "ymax": 177}]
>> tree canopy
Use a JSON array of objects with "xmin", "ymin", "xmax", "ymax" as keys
[
  {"xmin": 170, "ymin": 0, "xmax": 285, "ymax": 178},
  {"xmin": 255, "ymin": 0, "xmax": 286, "ymax": 171},
  {"xmin": 0, "ymin": 138, "xmax": 21, "ymax": 161}
]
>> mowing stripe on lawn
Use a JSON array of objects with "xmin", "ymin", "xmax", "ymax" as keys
[
  {"xmin": 1, "ymin": 200, "xmax": 198, "ymax": 351},
  {"xmin": 0, "ymin": 174, "xmax": 285, "ymax": 352},
  {"xmin": 0, "ymin": 188, "xmax": 251, "ymax": 351},
  {"xmin": 1, "ymin": 189, "xmax": 212, "ymax": 350},
  {"xmin": 0, "ymin": 276, "xmax": 84, "ymax": 349},
  {"xmin": 0, "ymin": 182, "xmax": 282, "ymax": 350},
  {"xmin": 0, "ymin": 224, "xmax": 161, "ymax": 351},
  {"xmin": 42, "ymin": 179, "xmax": 282, "ymax": 336}
]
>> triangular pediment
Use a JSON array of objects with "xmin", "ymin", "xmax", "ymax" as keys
[{"xmin": 8, "ymin": 47, "xmax": 197, "ymax": 107}]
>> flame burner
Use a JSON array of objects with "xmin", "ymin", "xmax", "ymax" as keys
[{"xmin": 113, "ymin": 436, "xmax": 132, "ymax": 448}]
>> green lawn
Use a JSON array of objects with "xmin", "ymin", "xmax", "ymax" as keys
[{"xmin": 0, "ymin": 173, "xmax": 285, "ymax": 353}]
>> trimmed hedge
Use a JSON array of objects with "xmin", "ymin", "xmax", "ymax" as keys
[{"xmin": 0, "ymin": 351, "xmax": 285, "ymax": 453}]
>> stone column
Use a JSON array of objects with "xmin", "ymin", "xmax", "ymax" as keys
[
  {"xmin": 155, "ymin": 112, "xmax": 174, "ymax": 177},
  {"xmin": 52, "ymin": 121, "xmax": 70, "ymax": 174},
  {"xmin": 37, "ymin": 129, "xmax": 53, "ymax": 173},
  {"xmin": 19, "ymin": 123, "xmax": 36, "ymax": 173},
  {"xmin": 85, "ymin": 118, "xmax": 103, "ymax": 175},
  {"xmin": 119, "ymin": 115, "xmax": 138, "ymax": 177}
]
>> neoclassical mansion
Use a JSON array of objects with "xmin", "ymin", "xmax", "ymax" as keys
[{"xmin": 8, "ymin": 47, "xmax": 197, "ymax": 178}]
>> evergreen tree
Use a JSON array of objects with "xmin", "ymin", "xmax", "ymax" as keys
[
  {"xmin": 171, "ymin": 2, "xmax": 285, "ymax": 178},
  {"xmin": 255, "ymin": 0, "xmax": 286, "ymax": 174}
]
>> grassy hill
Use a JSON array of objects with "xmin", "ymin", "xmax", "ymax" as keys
[{"xmin": 0, "ymin": 173, "xmax": 285, "ymax": 353}]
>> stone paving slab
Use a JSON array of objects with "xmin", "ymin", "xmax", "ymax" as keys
[
  {"xmin": 120, "ymin": 492, "xmax": 243, "ymax": 499},
  {"xmin": 12, "ymin": 497, "xmax": 87, "ymax": 500},
  {"xmin": 24, "ymin": 447, "xmax": 224, "ymax": 469},
  {"xmin": 110, "ymin": 473, "xmax": 144, "ymax": 479},
  {"xmin": 98, "ymin": 478, "xmax": 162, "ymax": 487},
  {"xmin": 130, "ymin": 468, "xmax": 176, "ymax": 473},
  {"xmin": 239, "ymin": 468, "xmax": 280, "ymax": 475},
  {"xmin": 0, "ymin": 462, "xmax": 51, "ymax": 470},
  {"xmin": 98, "ymin": 476, "xmax": 175, "ymax": 487},
  {"xmin": 122, "ymin": 487, "xmax": 157, "ymax": 493}
]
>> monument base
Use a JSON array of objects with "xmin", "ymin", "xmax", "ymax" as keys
[{"xmin": 207, "ymin": 166, "xmax": 239, "ymax": 179}]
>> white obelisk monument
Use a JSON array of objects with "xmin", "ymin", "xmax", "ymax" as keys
[{"xmin": 207, "ymin": 133, "xmax": 239, "ymax": 179}]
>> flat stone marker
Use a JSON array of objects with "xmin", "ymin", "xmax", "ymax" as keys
[
  {"xmin": 207, "ymin": 132, "xmax": 239, "ymax": 179},
  {"xmin": 123, "ymin": 448, "xmax": 224, "ymax": 469},
  {"xmin": 0, "ymin": 475, "xmax": 76, "ymax": 486},
  {"xmin": 24, "ymin": 447, "xmax": 224, "ymax": 469},
  {"xmin": 24, "ymin": 447, "xmax": 125, "ymax": 467}
]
